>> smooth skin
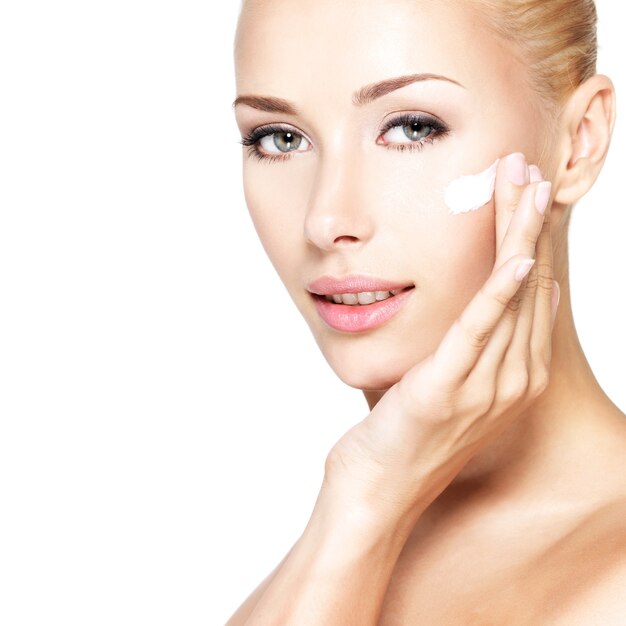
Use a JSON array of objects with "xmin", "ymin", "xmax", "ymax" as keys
[{"xmin": 229, "ymin": 0, "xmax": 626, "ymax": 623}]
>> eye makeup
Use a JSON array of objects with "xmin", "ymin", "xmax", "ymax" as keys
[{"xmin": 238, "ymin": 113, "xmax": 450, "ymax": 162}]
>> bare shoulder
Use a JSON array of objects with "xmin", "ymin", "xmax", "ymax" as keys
[
  {"xmin": 224, "ymin": 541, "xmax": 298, "ymax": 626},
  {"xmin": 549, "ymin": 497, "xmax": 626, "ymax": 625},
  {"xmin": 533, "ymin": 408, "xmax": 626, "ymax": 625}
]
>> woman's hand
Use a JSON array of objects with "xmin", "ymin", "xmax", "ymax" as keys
[{"xmin": 321, "ymin": 152, "xmax": 560, "ymax": 528}]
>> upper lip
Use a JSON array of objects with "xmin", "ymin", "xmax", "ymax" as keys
[{"xmin": 308, "ymin": 274, "xmax": 414, "ymax": 296}]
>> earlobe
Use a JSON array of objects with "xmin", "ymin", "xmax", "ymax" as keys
[{"xmin": 551, "ymin": 74, "xmax": 616, "ymax": 206}]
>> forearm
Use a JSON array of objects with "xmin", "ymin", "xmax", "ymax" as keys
[{"xmin": 243, "ymin": 490, "xmax": 421, "ymax": 626}]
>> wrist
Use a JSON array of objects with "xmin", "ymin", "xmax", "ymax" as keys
[
  {"xmin": 304, "ymin": 481, "xmax": 424, "ymax": 571},
  {"xmin": 243, "ymin": 483, "xmax": 424, "ymax": 625}
]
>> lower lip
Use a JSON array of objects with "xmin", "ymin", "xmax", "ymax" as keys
[{"xmin": 311, "ymin": 288, "xmax": 415, "ymax": 333}]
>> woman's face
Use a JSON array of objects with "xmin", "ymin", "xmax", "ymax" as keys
[{"xmin": 233, "ymin": 0, "xmax": 551, "ymax": 392}]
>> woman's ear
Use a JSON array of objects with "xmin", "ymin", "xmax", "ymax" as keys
[{"xmin": 552, "ymin": 74, "xmax": 616, "ymax": 206}]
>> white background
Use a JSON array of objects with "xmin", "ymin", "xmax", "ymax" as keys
[{"xmin": 0, "ymin": 2, "xmax": 624, "ymax": 624}]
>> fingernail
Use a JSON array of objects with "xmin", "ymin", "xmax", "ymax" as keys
[
  {"xmin": 515, "ymin": 257, "xmax": 535, "ymax": 281},
  {"xmin": 529, "ymin": 165, "xmax": 543, "ymax": 183},
  {"xmin": 535, "ymin": 181, "xmax": 552, "ymax": 215},
  {"xmin": 506, "ymin": 152, "xmax": 527, "ymax": 185},
  {"xmin": 551, "ymin": 280, "xmax": 561, "ymax": 330}
]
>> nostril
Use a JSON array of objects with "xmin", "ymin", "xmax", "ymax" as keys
[{"xmin": 333, "ymin": 235, "xmax": 359, "ymax": 244}]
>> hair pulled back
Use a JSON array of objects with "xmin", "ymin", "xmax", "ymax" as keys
[{"xmin": 471, "ymin": 0, "xmax": 598, "ymax": 121}]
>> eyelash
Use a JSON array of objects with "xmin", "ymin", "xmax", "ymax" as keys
[{"xmin": 238, "ymin": 113, "xmax": 450, "ymax": 163}]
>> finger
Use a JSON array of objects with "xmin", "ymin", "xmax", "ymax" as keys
[
  {"xmin": 494, "ymin": 166, "xmax": 546, "ymax": 365},
  {"xmin": 504, "ymin": 177, "xmax": 552, "ymax": 370},
  {"xmin": 529, "ymin": 164, "xmax": 543, "ymax": 184},
  {"xmin": 551, "ymin": 281, "xmax": 561, "ymax": 331},
  {"xmin": 468, "ymin": 152, "xmax": 531, "ymax": 378},
  {"xmin": 495, "ymin": 180, "xmax": 549, "ymax": 273},
  {"xmin": 463, "ymin": 171, "xmax": 548, "ymax": 384},
  {"xmin": 529, "ymin": 181, "xmax": 556, "ymax": 369},
  {"xmin": 432, "ymin": 254, "xmax": 536, "ymax": 390},
  {"xmin": 494, "ymin": 152, "xmax": 529, "ymax": 262},
  {"xmin": 433, "ymin": 155, "xmax": 545, "ymax": 390}
]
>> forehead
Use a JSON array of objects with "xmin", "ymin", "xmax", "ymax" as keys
[{"xmin": 234, "ymin": 0, "xmax": 524, "ymax": 106}]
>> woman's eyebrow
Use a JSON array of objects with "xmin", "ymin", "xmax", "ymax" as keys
[{"xmin": 232, "ymin": 72, "xmax": 465, "ymax": 114}]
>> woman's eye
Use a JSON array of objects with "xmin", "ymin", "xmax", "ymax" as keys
[
  {"xmin": 377, "ymin": 114, "xmax": 449, "ymax": 151},
  {"xmin": 239, "ymin": 125, "xmax": 311, "ymax": 163},
  {"xmin": 259, "ymin": 130, "xmax": 311, "ymax": 155},
  {"xmin": 382, "ymin": 119, "xmax": 437, "ymax": 144}
]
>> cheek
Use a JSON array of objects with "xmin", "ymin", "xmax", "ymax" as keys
[
  {"xmin": 242, "ymin": 165, "xmax": 305, "ymax": 284},
  {"xmin": 368, "ymin": 154, "xmax": 496, "ymax": 301},
  {"xmin": 396, "ymin": 197, "xmax": 496, "ymax": 334},
  {"xmin": 432, "ymin": 208, "xmax": 496, "ymax": 308}
]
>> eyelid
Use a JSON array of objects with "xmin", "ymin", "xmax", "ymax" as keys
[
  {"xmin": 245, "ymin": 122, "xmax": 312, "ymax": 145},
  {"xmin": 379, "ymin": 110, "xmax": 447, "ymax": 133}
]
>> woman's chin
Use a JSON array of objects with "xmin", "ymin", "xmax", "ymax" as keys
[
  {"xmin": 321, "ymin": 343, "xmax": 420, "ymax": 392},
  {"xmin": 337, "ymin": 371, "xmax": 399, "ymax": 392},
  {"xmin": 307, "ymin": 308, "xmax": 444, "ymax": 392}
]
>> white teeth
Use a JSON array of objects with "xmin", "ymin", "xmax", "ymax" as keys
[
  {"xmin": 341, "ymin": 293, "xmax": 359, "ymax": 305},
  {"xmin": 390, "ymin": 289, "xmax": 402, "ymax": 295},
  {"xmin": 357, "ymin": 291, "xmax": 377, "ymax": 305},
  {"xmin": 322, "ymin": 290, "xmax": 399, "ymax": 305}
]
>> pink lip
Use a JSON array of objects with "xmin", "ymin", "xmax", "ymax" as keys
[
  {"xmin": 310, "ymin": 288, "xmax": 415, "ymax": 333},
  {"xmin": 308, "ymin": 274, "xmax": 415, "ymax": 333},
  {"xmin": 308, "ymin": 274, "xmax": 413, "ymax": 295}
]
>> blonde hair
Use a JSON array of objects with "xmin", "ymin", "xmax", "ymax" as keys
[{"xmin": 470, "ymin": 0, "xmax": 598, "ymax": 122}]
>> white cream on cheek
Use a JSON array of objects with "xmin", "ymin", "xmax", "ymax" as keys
[{"xmin": 444, "ymin": 158, "xmax": 500, "ymax": 215}]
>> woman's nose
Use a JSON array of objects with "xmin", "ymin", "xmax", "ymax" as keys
[{"xmin": 303, "ymin": 158, "xmax": 375, "ymax": 252}]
